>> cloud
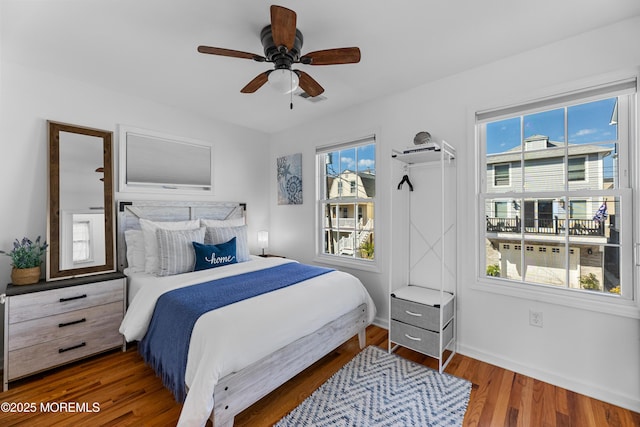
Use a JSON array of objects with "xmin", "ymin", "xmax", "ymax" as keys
[
  {"xmin": 359, "ymin": 159, "xmax": 375, "ymax": 169},
  {"xmin": 341, "ymin": 156, "xmax": 355, "ymax": 170},
  {"xmin": 573, "ymin": 128, "xmax": 597, "ymax": 137}
]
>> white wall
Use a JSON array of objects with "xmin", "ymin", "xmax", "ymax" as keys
[
  {"xmin": 0, "ymin": 61, "xmax": 271, "ymax": 352},
  {"xmin": 1, "ymin": 9, "xmax": 638, "ymax": 414},
  {"xmin": 269, "ymin": 16, "xmax": 640, "ymax": 412}
]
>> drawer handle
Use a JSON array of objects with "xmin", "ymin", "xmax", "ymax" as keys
[
  {"xmin": 59, "ymin": 342, "xmax": 86, "ymax": 353},
  {"xmin": 405, "ymin": 310, "xmax": 422, "ymax": 317},
  {"xmin": 59, "ymin": 294, "xmax": 87, "ymax": 303},
  {"xmin": 58, "ymin": 318, "xmax": 87, "ymax": 328},
  {"xmin": 404, "ymin": 333, "xmax": 422, "ymax": 342}
]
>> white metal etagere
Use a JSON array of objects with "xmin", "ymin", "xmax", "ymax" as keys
[{"xmin": 389, "ymin": 140, "xmax": 457, "ymax": 373}]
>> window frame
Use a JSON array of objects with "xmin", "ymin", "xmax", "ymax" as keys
[
  {"xmin": 474, "ymin": 77, "xmax": 638, "ymax": 318},
  {"xmin": 315, "ymin": 135, "xmax": 379, "ymax": 272}
]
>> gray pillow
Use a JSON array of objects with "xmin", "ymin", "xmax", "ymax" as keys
[
  {"xmin": 156, "ymin": 227, "xmax": 206, "ymax": 276},
  {"xmin": 205, "ymin": 225, "xmax": 250, "ymax": 262}
]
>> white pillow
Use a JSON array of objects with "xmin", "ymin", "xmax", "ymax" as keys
[
  {"xmin": 156, "ymin": 227, "xmax": 206, "ymax": 277},
  {"xmin": 200, "ymin": 217, "xmax": 245, "ymax": 227},
  {"xmin": 124, "ymin": 229, "xmax": 145, "ymax": 274},
  {"xmin": 205, "ymin": 225, "xmax": 250, "ymax": 262},
  {"xmin": 139, "ymin": 218, "xmax": 200, "ymax": 275}
]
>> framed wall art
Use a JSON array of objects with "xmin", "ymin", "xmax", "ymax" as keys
[{"xmin": 277, "ymin": 153, "xmax": 302, "ymax": 205}]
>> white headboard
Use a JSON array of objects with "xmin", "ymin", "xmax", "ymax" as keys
[{"xmin": 116, "ymin": 200, "xmax": 246, "ymax": 272}]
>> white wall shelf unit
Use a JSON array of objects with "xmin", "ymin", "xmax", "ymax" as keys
[{"xmin": 390, "ymin": 140, "xmax": 457, "ymax": 373}]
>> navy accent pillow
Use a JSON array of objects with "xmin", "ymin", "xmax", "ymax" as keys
[{"xmin": 192, "ymin": 238, "xmax": 237, "ymax": 271}]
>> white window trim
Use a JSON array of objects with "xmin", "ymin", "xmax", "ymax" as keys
[
  {"xmin": 472, "ymin": 274, "xmax": 639, "ymax": 318},
  {"xmin": 314, "ymin": 252, "xmax": 381, "ymax": 273},
  {"xmin": 473, "ymin": 73, "xmax": 639, "ymax": 319},
  {"xmin": 314, "ymin": 134, "xmax": 379, "ymax": 272}
]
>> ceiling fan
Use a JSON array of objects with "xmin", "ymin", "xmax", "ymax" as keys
[{"xmin": 197, "ymin": 5, "xmax": 361, "ymax": 98}]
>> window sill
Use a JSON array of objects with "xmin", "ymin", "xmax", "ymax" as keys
[
  {"xmin": 313, "ymin": 254, "xmax": 380, "ymax": 273},
  {"xmin": 472, "ymin": 277, "xmax": 640, "ymax": 319}
]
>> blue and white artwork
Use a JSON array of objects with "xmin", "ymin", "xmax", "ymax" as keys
[{"xmin": 277, "ymin": 153, "xmax": 302, "ymax": 205}]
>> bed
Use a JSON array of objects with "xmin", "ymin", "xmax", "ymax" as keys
[{"xmin": 116, "ymin": 201, "xmax": 375, "ymax": 427}]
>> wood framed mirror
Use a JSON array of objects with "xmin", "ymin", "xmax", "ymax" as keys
[{"xmin": 47, "ymin": 121, "xmax": 115, "ymax": 280}]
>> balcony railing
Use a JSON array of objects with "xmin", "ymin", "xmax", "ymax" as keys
[
  {"xmin": 486, "ymin": 216, "xmax": 605, "ymax": 236},
  {"xmin": 324, "ymin": 217, "xmax": 358, "ymax": 228}
]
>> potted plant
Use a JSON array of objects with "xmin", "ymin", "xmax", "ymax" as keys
[{"xmin": 1, "ymin": 236, "xmax": 48, "ymax": 285}]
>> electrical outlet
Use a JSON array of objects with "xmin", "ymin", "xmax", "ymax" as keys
[{"xmin": 529, "ymin": 310, "xmax": 543, "ymax": 327}]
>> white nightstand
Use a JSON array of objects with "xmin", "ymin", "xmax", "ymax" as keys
[{"xmin": 390, "ymin": 285, "xmax": 454, "ymax": 360}]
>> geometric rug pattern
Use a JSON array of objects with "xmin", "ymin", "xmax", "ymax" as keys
[{"xmin": 275, "ymin": 346, "xmax": 471, "ymax": 427}]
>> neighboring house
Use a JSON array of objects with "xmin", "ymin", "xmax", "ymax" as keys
[
  {"xmin": 485, "ymin": 135, "xmax": 616, "ymax": 290},
  {"xmin": 324, "ymin": 170, "xmax": 375, "ymax": 258}
]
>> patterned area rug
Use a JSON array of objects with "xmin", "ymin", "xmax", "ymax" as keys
[{"xmin": 276, "ymin": 346, "xmax": 471, "ymax": 427}]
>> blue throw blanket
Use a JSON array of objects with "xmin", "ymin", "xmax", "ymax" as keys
[{"xmin": 139, "ymin": 262, "xmax": 334, "ymax": 402}]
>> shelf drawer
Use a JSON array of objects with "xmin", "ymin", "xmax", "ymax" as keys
[
  {"xmin": 391, "ymin": 296, "xmax": 453, "ymax": 331},
  {"xmin": 7, "ymin": 325, "xmax": 123, "ymax": 381},
  {"xmin": 390, "ymin": 319, "xmax": 454, "ymax": 358},
  {"xmin": 8, "ymin": 301, "xmax": 124, "ymax": 351},
  {"xmin": 7, "ymin": 279, "xmax": 124, "ymax": 324}
]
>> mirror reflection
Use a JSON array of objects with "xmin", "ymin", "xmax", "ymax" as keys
[
  {"xmin": 48, "ymin": 122, "xmax": 115, "ymax": 280},
  {"xmin": 59, "ymin": 131, "xmax": 106, "ymax": 269}
]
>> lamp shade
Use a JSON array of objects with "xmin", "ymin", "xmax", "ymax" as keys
[
  {"xmin": 268, "ymin": 69, "xmax": 299, "ymax": 94},
  {"xmin": 257, "ymin": 230, "xmax": 269, "ymax": 248}
]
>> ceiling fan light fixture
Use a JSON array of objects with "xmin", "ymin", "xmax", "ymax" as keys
[{"xmin": 268, "ymin": 69, "xmax": 299, "ymax": 94}]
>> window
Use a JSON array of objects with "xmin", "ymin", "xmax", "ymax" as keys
[
  {"xmin": 72, "ymin": 220, "xmax": 92, "ymax": 263},
  {"xmin": 494, "ymin": 164, "xmax": 510, "ymax": 186},
  {"xmin": 569, "ymin": 200, "xmax": 587, "ymax": 218},
  {"xmin": 568, "ymin": 157, "xmax": 586, "ymax": 181},
  {"xmin": 477, "ymin": 78, "xmax": 636, "ymax": 302},
  {"xmin": 119, "ymin": 126, "xmax": 213, "ymax": 194},
  {"xmin": 317, "ymin": 136, "xmax": 376, "ymax": 262},
  {"xmin": 495, "ymin": 201, "xmax": 508, "ymax": 218}
]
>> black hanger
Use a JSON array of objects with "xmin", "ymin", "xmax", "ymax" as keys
[{"xmin": 397, "ymin": 174, "xmax": 413, "ymax": 191}]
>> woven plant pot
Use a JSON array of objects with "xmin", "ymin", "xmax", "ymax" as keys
[{"xmin": 11, "ymin": 266, "xmax": 41, "ymax": 285}]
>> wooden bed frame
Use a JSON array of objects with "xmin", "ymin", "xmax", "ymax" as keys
[{"xmin": 117, "ymin": 200, "xmax": 368, "ymax": 427}]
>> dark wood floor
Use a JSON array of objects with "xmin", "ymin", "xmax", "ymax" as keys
[{"xmin": 1, "ymin": 325, "xmax": 638, "ymax": 426}]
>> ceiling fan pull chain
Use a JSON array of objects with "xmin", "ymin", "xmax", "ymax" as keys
[{"xmin": 290, "ymin": 71, "xmax": 294, "ymax": 110}]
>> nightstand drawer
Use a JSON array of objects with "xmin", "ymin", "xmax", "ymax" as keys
[
  {"xmin": 8, "ymin": 279, "xmax": 124, "ymax": 323},
  {"xmin": 8, "ymin": 301, "xmax": 124, "ymax": 351},
  {"xmin": 7, "ymin": 326, "xmax": 123, "ymax": 381},
  {"xmin": 391, "ymin": 297, "xmax": 441, "ymax": 331},
  {"xmin": 390, "ymin": 319, "xmax": 454, "ymax": 358}
]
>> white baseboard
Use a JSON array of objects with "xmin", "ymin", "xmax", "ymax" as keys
[
  {"xmin": 372, "ymin": 316, "xmax": 388, "ymax": 330},
  {"xmin": 457, "ymin": 342, "xmax": 640, "ymax": 413}
]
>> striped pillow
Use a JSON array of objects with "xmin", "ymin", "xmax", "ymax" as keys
[
  {"xmin": 205, "ymin": 225, "xmax": 250, "ymax": 262},
  {"xmin": 156, "ymin": 227, "xmax": 206, "ymax": 276}
]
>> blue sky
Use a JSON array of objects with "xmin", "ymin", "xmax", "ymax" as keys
[
  {"xmin": 326, "ymin": 143, "xmax": 376, "ymax": 175},
  {"xmin": 486, "ymin": 97, "xmax": 618, "ymax": 154}
]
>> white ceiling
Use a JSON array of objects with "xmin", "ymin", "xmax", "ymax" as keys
[{"xmin": 3, "ymin": 0, "xmax": 640, "ymax": 133}]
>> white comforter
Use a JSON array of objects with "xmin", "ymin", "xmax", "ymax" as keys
[{"xmin": 119, "ymin": 256, "xmax": 375, "ymax": 427}]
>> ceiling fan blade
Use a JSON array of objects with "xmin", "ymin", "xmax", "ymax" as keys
[
  {"xmin": 197, "ymin": 46, "xmax": 265, "ymax": 62},
  {"xmin": 270, "ymin": 5, "xmax": 297, "ymax": 51},
  {"xmin": 295, "ymin": 70, "xmax": 324, "ymax": 97},
  {"xmin": 241, "ymin": 71, "xmax": 271, "ymax": 93},
  {"xmin": 301, "ymin": 47, "xmax": 361, "ymax": 65}
]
